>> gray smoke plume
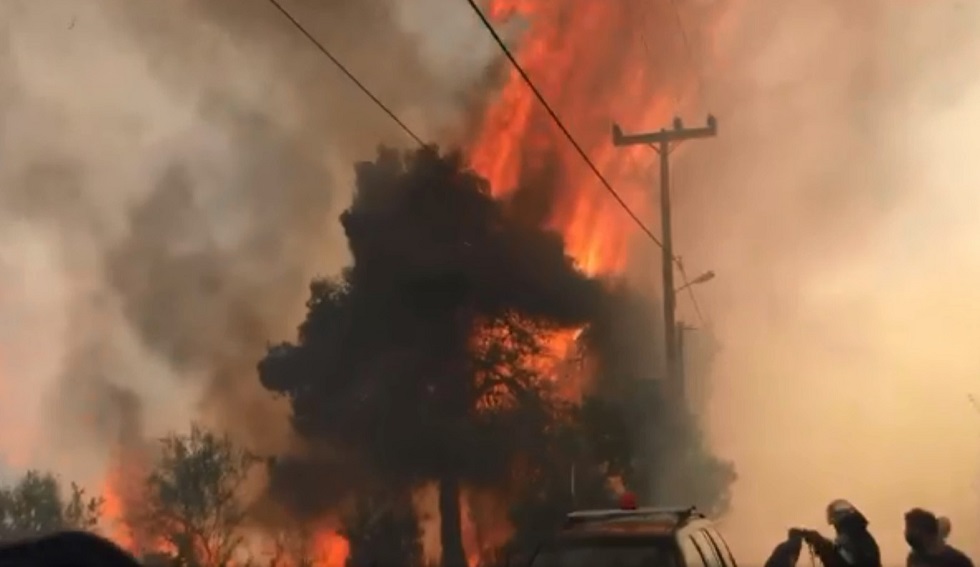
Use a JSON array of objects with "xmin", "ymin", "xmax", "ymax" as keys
[{"xmin": 0, "ymin": 0, "xmax": 496, "ymax": 486}]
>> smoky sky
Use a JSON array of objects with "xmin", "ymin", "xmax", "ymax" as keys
[
  {"xmin": 0, "ymin": 0, "xmax": 499, "ymax": 484},
  {"xmin": 3, "ymin": 0, "xmax": 731, "ymax": 547}
]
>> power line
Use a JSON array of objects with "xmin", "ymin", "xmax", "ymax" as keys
[
  {"xmin": 634, "ymin": 0, "xmax": 675, "ymax": 106},
  {"xmin": 461, "ymin": 0, "xmax": 663, "ymax": 249},
  {"xmin": 635, "ymin": 0, "xmax": 709, "ymax": 109},
  {"xmin": 264, "ymin": 0, "xmax": 709, "ymax": 328},
  {"xmin": 667, "ymin": 0, "xmax": 695, "ymax": 73},
  {"xmin": 264, "ymin": 0, "xmax": 426, "ymax": 147},
  {"xmin": 632, "ymin": 0, "xmax": 712, "ymax": 327},
  {"xmin": 638, "ymin": 0, "xmax": 711, "ymax": 325},
  {"xmin": 465, "ymin": 0, "xmax": 711, "ymax": 325},
  {"xmin": 665, "ymin": 0, "xmax": 707, "ymax": 109}
]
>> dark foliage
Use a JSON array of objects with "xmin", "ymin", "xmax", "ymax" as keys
[
  {"xmin": 257, "ymin": 146, "xmax": 734, "ymax": 565},
  {"xmin": 341, "ymin": 490, "xmax": 423, "ymax": 567}
]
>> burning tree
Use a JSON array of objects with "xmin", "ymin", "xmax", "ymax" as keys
[
  {"xmin": 133, "ymin": 424, "xmax": 260, "ymax": 567},
  {"xmin": 0, "ymin": 470, "xmax": 103, "ymax": 540},
  {"xmin": 259, "ymin": 146, "xmax": 605, "ymax": 566},
  {"xmin": 258, "ymin": 146, "xmax": 735, "ymax": 565}
]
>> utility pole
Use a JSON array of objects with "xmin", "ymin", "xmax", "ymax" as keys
[
  {"xmin": 676, "ymin": 321, "xmax": 688, "ymax": 403},
  {"xmin": 676, "ymin": 322, "xmax": 698, "ymax": 411},
  {"xmin": 611, "ymin": 115, "xmax": 717, "ymax": 404}
]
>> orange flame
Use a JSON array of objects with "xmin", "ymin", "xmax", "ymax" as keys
[
  {"xmin": 470, "ymin": 1, "xmax": 705, "ymax": 276},
  {"xmin": 86, "ymin": 4, "xmax": 714, "ymax": 566},
  {"xmin": 460, "ymin": 3, "xmax": 716, "ymax": 560},
  {"xmin": 310, "ymin": 530, "xmax": 350, "ymax": 567},
  {"xmin": 100, "ymin": 474, "xmax": 135, "ymax": 552},
  {"xmin": 99, "ymin": 442, "xmax": 150, "ymax": 554},
  {"xmin": 460, "ymin": 488, "xmax": 514, "ymax": 567}
]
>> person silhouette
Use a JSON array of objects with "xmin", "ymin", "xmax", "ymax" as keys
[
  {"xmin": 905, "ymin": 508, "xmax": 972, "ymax": 567},
  {"xmin": 0, "ymin": 530, "xmax": 143, "ymax": 567}
]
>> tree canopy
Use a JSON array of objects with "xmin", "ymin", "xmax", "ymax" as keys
[
  {"xmin": 0, "ymin": 470, "xmax": 103, "ymax": 541},
  {"xmin": 258, "ymin": 146, "xmax": 735, "ymax": 566},
  {"xmin": 133, "ymin": 424, "xmax": 259, "ymax": 567}
]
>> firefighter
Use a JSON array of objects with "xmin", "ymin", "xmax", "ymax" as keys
[
  {"xmin": 792, "ymin": 499, "xmax": 881, "ymax": 567},
  {"xmin": 904, "ymin": 508, "xmax": 973, "ymax": 567},
  {"xmin": 763, "ymin": 529, "xmax": 803, "ymax": 567}
]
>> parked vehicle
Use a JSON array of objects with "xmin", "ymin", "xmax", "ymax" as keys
[{"xmin": 526, "ymin": 494, "xmax": 738, "ymax": 567}]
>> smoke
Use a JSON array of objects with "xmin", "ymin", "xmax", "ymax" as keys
[
  {"xmin": 661, "ymin": 0, "xmax": 980, "ymax": 562},
  {"xmin": 4, "ymin": 0, "xmax": 979, "ymax": 564},
  {"xmin": 0, "ymin": 0, "xmax": 494, "ymax": 489}
]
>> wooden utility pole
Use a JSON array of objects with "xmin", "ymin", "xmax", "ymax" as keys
[
  {"xmin": 611, "ymin": 115, "xmax": 717, "ymax": 404},
  {"xmin": 676, "ymin": 321, "xmax": 698, "ymax": 411}
]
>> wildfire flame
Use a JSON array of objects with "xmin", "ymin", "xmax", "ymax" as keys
[
  {"xmin": 299, "ymin": 1, "xmax": 699, "ymax": 564},
  {"xmin": 310, "ymin": 531, "xmax": 350, "ymax": 567},
  {"xmin": 470, "ymin": 1, "xmax": 697, "ymax": 276},
  {"xmin": 457, "ymin": 1, "xmax": 711, "ymax": 561},
  {"xmin": 89, "ymin": 1, "xmax": 710, "ymax": 565},
  {"xmin": 101, "ymin": 476, "xmax": 134, "ymax": 552}
]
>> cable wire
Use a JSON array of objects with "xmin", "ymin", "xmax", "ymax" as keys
[
  {"xmin": 462, "ymin": 0, "xmax": 663, "ymax": 249},
  {"xmin": 267, "ymin": 0, "xmax": 711, "ymax": 326},
  {"xmin": 638, "ymin": 0, "xmax": 711, "ymax": 323},
  {"xmin": 466, "ymin": 0, "xmax": 712, "ymax": 325},
  {"xmin": 265, "ymin": 0, "xmax": 426, "ymax": 147},
  {"xmin": 665, "ymin": 0, "xmax": 708, "ymax": 110},
  {"xmin": 667, "ymin": 0, "xmax": 695, "ymax": 74}
]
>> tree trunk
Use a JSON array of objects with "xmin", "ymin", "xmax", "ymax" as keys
[{"xmin": 439, "ymin": 474, "xmax": 468, "ymax": 567}]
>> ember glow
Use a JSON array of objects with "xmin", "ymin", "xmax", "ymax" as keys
[
  {"xmin": 101, "ymin": 476, "xmax": 134, "ymax": 551},
  {"xmin": 310, "ymin": 531, "xmax": 350, "ymax": 567}
]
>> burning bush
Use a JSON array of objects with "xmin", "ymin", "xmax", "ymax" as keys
[{"xmin": 127, "ymin": 425, "xmax": 260, "ymax": 567}]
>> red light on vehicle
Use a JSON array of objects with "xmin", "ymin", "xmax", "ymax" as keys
[{"xmin": 619, "ymin": 492, "xmax": 637, "ymax": 510}]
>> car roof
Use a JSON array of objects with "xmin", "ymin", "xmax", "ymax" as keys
[{"xmin": 562, "ymin": 506, "xmax": 704, "ymax": 536}]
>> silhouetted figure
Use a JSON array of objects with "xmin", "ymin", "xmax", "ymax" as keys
[
  {"xmin": 763, "ymin": 529, "xmax": 804, "ymax": 567},
  {"xmin": 768, "ymin": 499, "xmax": 880, "ymax": 567},
  {"xmin": 0, "ymin": 530, "xmax": 142, "ymax": 567},
  {"xmin": 905, "ymin": 508, "xmax": 973, "ymax": 567}
]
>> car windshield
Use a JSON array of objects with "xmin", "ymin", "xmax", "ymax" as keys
[{"xmin": 530, "ymin": 537, "xmax": 677, "ymax": 567}]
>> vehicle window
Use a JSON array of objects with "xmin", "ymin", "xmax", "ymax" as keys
[
  {"xmin": 705, "ymin": 528, "xmax": 737, "ymax": 567},
  {"xmin": 531, "ymin": 538, "xmax": 678, "ymax": 567},
  {"xmin": 680, "ymin": 535, "xmax": 707, "ymax": 567},
  {"xmin": 690, "ymin": 530, "xmax": 723, "ymax": 567}
]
